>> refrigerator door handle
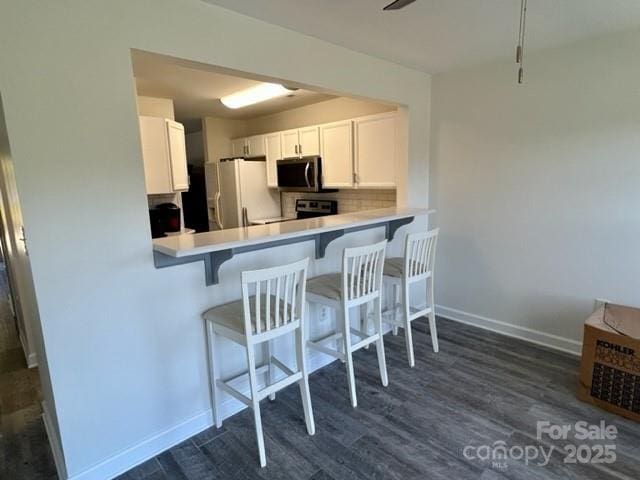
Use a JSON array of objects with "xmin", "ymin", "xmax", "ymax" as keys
[
  {"xmin": 242, "ymin": 207, "xmax": 248, "ymax": 227},
  {"xmin": 214, "ymin": 192, "xmax": 223, "ymax": 229}
]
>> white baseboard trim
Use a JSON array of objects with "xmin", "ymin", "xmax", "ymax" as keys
[
  {"xmin": 435, "ymin": 304, "xmax": 582, "ymax": 356},
  {"xmin": 65, "ymin": 350, "xmax": 337, "ymax": 480},
  {"xmin": 18, "ymin": 331, "xmax": 38, "ymax": 368},
  {"xmin": 27, "ymin": 352, "xmax": 37, "ymax": 368},
  {"xmin": 43, "ymin": 401, "xmax": 68, "ymax": 480},
  {"xmin": 66, "ymin": 409, "xmax": 213, "ymax": 480}
]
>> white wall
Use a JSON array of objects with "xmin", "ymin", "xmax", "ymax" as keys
[
  {"xmin": 243, "ymin": 96, "xmax": 396, "ymax": 136},
  {"xmin": 0, "ymin": 94, "xmax": 65, "ymax": 472},
  {"xmin": 0, "ymin": 1, "xmax": 430, "ymax": 478},
  {"xmin": 430, "ymin": 29, "xmax": 640, "ymax": 353},
  {"xmin": 136, "ymin": 96, "xmax": 175, "ymax": 120},
  {"xmin": 185, "ymin": 130, "xmax": 204, "ymax": 165},
  {"xmin": 203, "ymin": 116, "xmax": 246, "ymax": 163}
]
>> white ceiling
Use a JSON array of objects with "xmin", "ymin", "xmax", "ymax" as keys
[
  {"xmin": 202, "ymin": 0, "xmax": 640, "ymax": 73},
  {"xmin": 131, "ymin": 50, "xmax": 334, "ymax": 131}
]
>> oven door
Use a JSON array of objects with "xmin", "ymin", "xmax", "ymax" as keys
[{"xmin": 277, "ymin": 157, "xmax": 319, "ymax": 192}]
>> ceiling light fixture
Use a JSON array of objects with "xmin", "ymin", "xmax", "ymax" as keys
[{"xmin": 220, "ymin": 83, "xmax": 294, "ymax": 109}]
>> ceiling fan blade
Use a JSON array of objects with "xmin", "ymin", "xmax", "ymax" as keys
[{"xmin": 383, "ymin": 0, "xmax": 417, "ymax": 11}]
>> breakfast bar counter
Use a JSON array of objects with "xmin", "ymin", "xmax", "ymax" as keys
[{"xmin": 152, "ymin": 207, "xmax": 432, "ymax": 285}]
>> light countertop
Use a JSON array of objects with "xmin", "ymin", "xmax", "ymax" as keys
[{"xmin": 153, "ymin": 207, "xmax": 432, "ymax": 258}]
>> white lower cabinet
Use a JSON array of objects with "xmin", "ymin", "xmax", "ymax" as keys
[
  {"xmin": 139, "ymin": 116, "xmax": 189, "ymax": 194},
  {"xmin": 354, "ymin": 112, "xmax": 397, "ymax": 188},
  {"xmin": 320, "ymin": 120, "xmax": 354, "ymax": 188}
]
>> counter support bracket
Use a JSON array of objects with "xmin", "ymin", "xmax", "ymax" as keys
[
  {"xmin": 316, "ymin": 230, "xmax": 344, "ymax": 259},
  {"xmin": 154, "ymin": 215, "xmax": 415, "ymax": 286},
  {"xmin": 387, "ymin": 217, "xmax": 414, "ymax": 241}
]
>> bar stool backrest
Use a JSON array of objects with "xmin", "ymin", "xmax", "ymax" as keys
[
  {"xmin": 241, "ymin": 257, "xmax": 309, "ymax": 336},
  {"xmin": 342, "ymin": 240, "xmax": 388, "ymax": 306},
  {"xmin": 404, "ymin": 228, "xmax": 439, "ymax": 282}
]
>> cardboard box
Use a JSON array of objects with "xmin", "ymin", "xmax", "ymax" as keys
[{"xmin": 578, "ymin": 303, "xmax": 640, "ymax": 422}]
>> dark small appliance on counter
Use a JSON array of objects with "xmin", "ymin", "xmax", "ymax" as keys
[{"xmin": 149, "ymin": 203, "xmax": 181, "ymax": 238}]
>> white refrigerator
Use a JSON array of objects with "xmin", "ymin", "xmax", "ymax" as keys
[{"xmin": 217, "ymin": 158, "xmax": 281, "ymax": 229}]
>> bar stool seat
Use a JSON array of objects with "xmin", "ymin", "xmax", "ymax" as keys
[
  {"xmin": 307, "ymin": 273, "xmax": 348, "ymax": 302},
  {"xmin": 383, "ymin": 258, "xmax": 432, "ymax": 279},
  {"xmin": 203, "ymin": 295, "xmax": 287, "ymax": 334}
]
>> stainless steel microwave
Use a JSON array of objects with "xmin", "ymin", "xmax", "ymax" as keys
[{"xmin": 277, "ymin": 156, "xmax": 327, "ymax": 192}]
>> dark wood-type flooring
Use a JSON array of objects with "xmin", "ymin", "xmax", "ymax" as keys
[
  {"xmin": 1, "ymin": 264, "xmax": 639, "ymax": 479},
  {"xmin": 0, "ymin": 269, "xmax": 57, "ymax": 479}
]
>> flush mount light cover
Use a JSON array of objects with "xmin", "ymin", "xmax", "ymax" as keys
[{"xmin": 220, "ymin": 83, "xmax": 295, "ymax": 109}]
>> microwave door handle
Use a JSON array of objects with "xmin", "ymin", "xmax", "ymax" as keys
[{"xmin": 304, "ymin": 162, "xmax": 311, "ymax": 188}]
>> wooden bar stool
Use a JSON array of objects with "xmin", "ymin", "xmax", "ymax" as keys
[
  {"xmin": 383, "ymin": 228, "xmax": 440, "ymax": 367},
  {"xmin": 203, "ymin": 258, "xmax": 315, "ymax": 467},
  {"xmin": 306, "ymin": 240, "xmax": 389, "ymax": 408}
]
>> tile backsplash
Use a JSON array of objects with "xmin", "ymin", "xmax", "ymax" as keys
[{"xmin": 281, "ymin": 189, "xmax": 396, "ymax": 218}]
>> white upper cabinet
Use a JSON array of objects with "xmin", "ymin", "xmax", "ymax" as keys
[
  {"xmin": 231, "ymin": 135, "xmax": 267, "ymax": 158},
  {"xmin": 279, "ymin": 127, "xmax": 320, "ymax": 158},
  {"xmin": 264, "ymin": 132, "xmax": 281, "ymax": 188},
  {"xmin": 354, "ymin": 112, "xmax": 397, "ymax": 188},
  {"xmin": 231, "ymin": 138, "xmax": 246, "ymax": 157},
  {"xmin": 224, "ymin": 111, "xmax": 398, "ymax": 191},
  {"xmin": 166, "ymin": 120, "xmax": 189, "ymax": 191},
  {"xmin": 299, "ymin": 126, "xmax": 320, "ymax": 156},
  {"xmin": 139, "ymin": 116, "xmax": 189, "ymax": 194},
  {"xmin": 246, "ymin": 135, "xmax": 266, "ymax": 158},
  {"xmin": 320, "ymin": 120, "xmax": 354, "ymax": 188},
  {"xmin": 281, "ymin": 129, "xmax": 299, "ymax": 158}
]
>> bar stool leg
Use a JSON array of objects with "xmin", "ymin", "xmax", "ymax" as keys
[
  {"xmin": 295, "ymin": 326, "xmax": 315, "ymax": 435},
  {"xmin": 402, "ymin": 281, "xmax": 415, "ymax": 367},
  {"xmin": 205, "ymin": 321, "xmax": 222, "ymax": 428},
  {"xmin": 392, "ymin": 284, "xmax": 400, "ymax": 336},
  {"xmin": 428, "ymin": 277, "xmax": 439, "ymax": 353},
  {"xmin": 333, "ymin": 306, "xmax": 345, "ymax": 363},
  {"xmin": 361, "ymin": 303, "xmax": 370, "ymax": 349},
  {"xmin": 340, "ymin": 307, "xmax": 358, "ymax": 408},
  {"xmin": 374, "ymin": 296, "xmax": 389, "ymax": 386},
  {"xmin": 266, "ymin": 339, "xmax": 276, "ymax": 401},
  {"xmin": 246, "ymin": 341, "xmax": 267, "ymax": 467}
]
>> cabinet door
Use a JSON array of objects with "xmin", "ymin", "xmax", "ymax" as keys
[
  {"xmin": 139, "ymin": 116, "xmax": 173, "ymax": 194},
  {"xmin": 246, "ymin": 135, "xmax": 266, "ymax": 158},
  {"xmin": 281, "ymin": 129, "xmax": 299, "ymax": 158},
  {"xmin": 231, "ymin": 138, "xmax": 247, "ymax": 157},
  {"xmin": 320, "ymin": 120, "xmax": 354, "ymax": 188},
  {"xmin": 166, "ymin": 120, "xmax": 189, "ymax": 191},
  {"xmin": 264, "ymin": 132, "xmax": 281, "ymax": 188},
  {"xmin": 354, "ymin": 113, "xmax": 397, "ymax": 188},
  {"xmin": 299, "ymin": 126, "xmax": 320, "ymax": 156}
]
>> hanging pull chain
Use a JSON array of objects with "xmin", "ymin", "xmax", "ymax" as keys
[{"xmin": 516, "ymin": 0, "xmax": 528, "ymax": 84}]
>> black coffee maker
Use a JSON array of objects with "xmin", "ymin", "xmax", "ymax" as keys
[{"xmin": 149, "ymin": 203, "xmax": 181, "ymax": 238}]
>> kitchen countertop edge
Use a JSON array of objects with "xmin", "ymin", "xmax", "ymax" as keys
[{"xmin": 152, "ymin": 207, "xmax": 433, "ymax": 258}]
